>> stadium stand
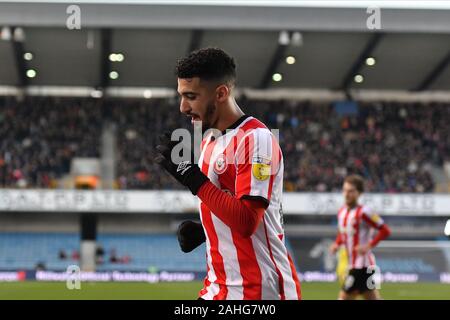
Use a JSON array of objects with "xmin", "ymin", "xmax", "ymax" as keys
[
  {"xmin": 0, "ymin": 232, "xmax": 80, "ymax": 270},
  {"xmin": 0, "ymin": 97, "xmax": 102, "ymax": 188},
  {"xmin": 0, "ymin": 232, "xmax": 301, "ymax": 272},
  {"xmin": 1, "ymin": 97, "xmax": 448, "ymax": 192},
  {"xmin": 0, "ymin": 232, "xmax": 205, "ymax": 272}
]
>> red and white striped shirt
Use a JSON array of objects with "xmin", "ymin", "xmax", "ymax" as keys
[
  {"xmin": 337, "ymin": 204, "xmax": 385, "ymax": 269},
  {"xmin": 197, "ymin": 115, "xmax": 301, "ymax": 300}
]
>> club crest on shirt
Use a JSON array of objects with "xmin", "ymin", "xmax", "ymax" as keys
[
  {"xmin": 252, "ymin": 156, "xmax": 271, "ymax": 181},
  {"xmin": 213, "ymin": 153, "xmax": 227, "ymax": 175}
]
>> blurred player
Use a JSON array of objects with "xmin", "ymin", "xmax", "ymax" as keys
[
  {"xmin": 329, "ymin": 175, "xmax": 391, "ymax": 300},
  {"xmin": 155, "ymin": 48, "xmax": 301, "ymax": 300}
]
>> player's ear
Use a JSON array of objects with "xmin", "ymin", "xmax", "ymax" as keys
[{"xmin": 215, "ymin": 84, "xmax": 229, "ymax": 102}]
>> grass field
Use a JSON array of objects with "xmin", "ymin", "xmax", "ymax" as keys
[{"xmin": 1, "ymin": 281, "xmax": 449, "ymax": 300}]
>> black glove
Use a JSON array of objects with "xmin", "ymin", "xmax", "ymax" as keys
[
  {"xmin": 177, "ymin": 220, "xmax": 206, "ymax": 253},
  {"xmin": 155, "ymin": 131, "xmax": 209, "ymax": 195}
]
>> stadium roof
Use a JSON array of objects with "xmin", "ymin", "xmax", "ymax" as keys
[
  {"xmin": 0, "ymin": 1, "xmax": 449, "ymax": 93},
  {"xmin": 0, "ymin": 28, "xmax": 449, "ymax": 91}
]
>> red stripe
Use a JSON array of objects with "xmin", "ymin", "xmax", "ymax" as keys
[
  {"xmin": 361, "ymin": 213, "xmax": 379, "ymax": 228},
  {"xmin": 342, "ymin": 207, "xmax": 351, "ymax": 228},
  {"xmin": 200, "ymin": 137, "xmax": 228, "ymax": 300},
  {"xmin": 263, "ymin": 215, "xmax": 285, "ymax": 300},
  {"xmin": 240, "ymin": 117, "xmax": 266, "ymax": 132},
  {"xmin": 199, "ymin": 257, "xmax": 211, "ymax": 297},
  {"xmin": 287, "ymin": 253, "xmax": 302, "ymax": 300},
  {"xmin": 218, "ymin": 135, "xmax": 238, "ymax": 193},
  {"xmin": 230, "ymin": 233, "xmax": 262, "ymax": 299}
]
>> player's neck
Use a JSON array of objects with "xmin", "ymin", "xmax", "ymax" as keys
[
  {"xmin": 346, "ymin": 202, "xmax": 358, "ymax": 209},
  {"xmin": 215, "ymin": 99, "xmax": 245, "ymax": 133}
]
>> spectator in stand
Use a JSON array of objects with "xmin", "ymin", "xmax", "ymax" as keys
[
  {"xmin": 58, "ymin": 249, "xmax": 67, "ymax": 260},
  {"xmin": 71, "ymin": 250, "xmax": 80, "ymax": 261},
  {"xmin": 1, "ymin": 96, "xmax": 447, "ymax": 193},
  {"xmin": 109, "ymin": 248, "xmax": 118, "ymax": 263}
]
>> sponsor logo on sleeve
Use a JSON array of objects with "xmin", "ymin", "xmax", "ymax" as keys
[{"xmin": 251, "ymin": 156, "xmax": 271, "ymax": 181}]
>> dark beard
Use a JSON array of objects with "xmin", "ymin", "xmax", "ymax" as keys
[{"xmin": 202, "ymin": 101, "xmax": 216, "ymax": 133}]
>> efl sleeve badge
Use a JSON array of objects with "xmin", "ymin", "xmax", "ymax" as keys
[{"xmin": 251, "ymin": 156, "xmax": 271, "ymax": 181}]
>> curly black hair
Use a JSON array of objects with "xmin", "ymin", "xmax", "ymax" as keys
[{"xmin": 175, "ymin": 47, "xmax": 236, "ymax": 86}]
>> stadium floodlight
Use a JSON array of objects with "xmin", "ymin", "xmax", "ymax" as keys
[
  {"xmin": 366, "ymin": 57, "xmax": 376, "ymax": 66},
  {"xmin": 445, "ymin": 219, "xmax": 450, "ymax": 237},
  {"xmin": 272, "ymin": 73, "xmax": 283, "ymax": 82},
  {"xmin": 109, "ymin": 53, "xmax": 124, "ymax": 62},
  {"xmin": 26, "ymin": 69, "xmax": 37, "ymax": 78},
  {"xmin": 115, "ymin": 53, "xmax": 125, "ymax": 62},
  {"xmin": 354, "ymin": 74, "xmax": 364, "ymax": 83},
  {"xmin": 23, "ymin": 52, "xmax": 33, "ymax": 61},
  {"xmin": 286, "ymin": 56, "xmax": 296, "ymax": 65},
  {"xmin": 109, "ymin": 71, "xmax": 119, "ymax": 80}
]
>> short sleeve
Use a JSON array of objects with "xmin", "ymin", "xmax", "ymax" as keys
[
  {"xmin": 361, "ymin": 206, "xmax": 384, "ymax": 229},
  {"xmin": 234, "ymin": 128, "xmax": 281, "ymax": 205}
]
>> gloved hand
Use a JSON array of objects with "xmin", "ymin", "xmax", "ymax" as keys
[
  {"xmin": 177, "ymin": 220, "xmax": 206, "ymax": 253},
  {"xmin": 155, "ymin": 131, "xmax": 209, "ymax": 195}
]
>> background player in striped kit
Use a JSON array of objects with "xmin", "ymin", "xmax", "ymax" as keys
[{"xmin": 329, "ymin": 175, "xmax": 391, "ymax": 300}]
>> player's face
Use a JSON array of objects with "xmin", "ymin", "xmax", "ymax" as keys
[
  {"xmin": 177, "ymin": 77, "xmax": 218, "ymax": 130},
  {"xmin": 343, "ymin": 182, "xmax": 360, "ymax": 207}
]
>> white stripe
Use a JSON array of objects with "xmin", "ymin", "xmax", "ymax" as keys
[
  {"xmin": 204, "ymin": 237, "xmax": 217, "ymax": 282},
  {"xmin": 201, "ymin": 282, "xmax": 220, "ymax": 300},
  {"xmin": 249, "ymin": 129, "xmax": 272, "ymax": 199},
  {"xmin": 226, "ymin": 286, "xmax": 245, "ymax": 300}
]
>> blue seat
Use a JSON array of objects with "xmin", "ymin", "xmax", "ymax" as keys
[
  {"xmin": 0, "ymin": 232, "xmax": 296, "ymax": 273},
  {"xmin": 96, "ymin": 233, "xmax": 205, "ymax": 272},
  {"xmin": 0, "ymin": 232, "xmax": 79, "ymax": 270}
]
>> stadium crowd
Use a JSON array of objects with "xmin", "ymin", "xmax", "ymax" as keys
[
  {"xmin": 0, "ymin": 96, "xmax": 448, "ymax": 192},
  {"xmin": 0, "ymin": 97, "xmax": 101, "ymax": 188}
]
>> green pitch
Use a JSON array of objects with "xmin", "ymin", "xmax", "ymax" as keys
[{"xmin": 0, "ymin": 281, "xmax": 449, "ymax": 300}]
